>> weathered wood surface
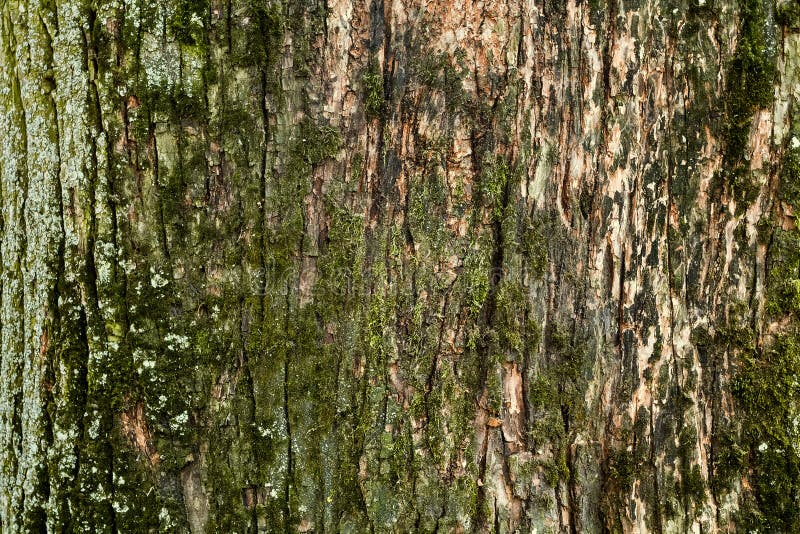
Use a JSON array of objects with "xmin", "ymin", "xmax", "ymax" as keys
[{"xmin": 1, "ymin": 0, "xmax": 799, "ymax": 531}]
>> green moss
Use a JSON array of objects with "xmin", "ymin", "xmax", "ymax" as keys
[
  {"xmin": 723, "ymin": 0, "xmax": 777, "ymax": 206},
  {"xmin": 731, "ymin": 333, "xmax": 800, "ymax": 531},
  {"xmin": 712, "ymin": 424, "xmax": 747, "ymax": 495},
  {"xmin": 296, "ymin": 118, "xmax": 341, "ymax": 166},
  {"xmin": 363, "ymin": 66, "xmax": 385, "ymax": 119},
  {"xmin": 350, "ymin": 153, "xmax": 364, "ymax": 183},
  {"xmin": 316, "ymin": 202, "xmax": 365, "ymax": 312},
  {"xmin": 525, "ymin": 322, "xmax": 589, "ymax": 466},
  {"xmin": 586, "ymin": 0, "xmax": 606, "ymax": 26},
  {"xmin": 528, "ymin": 375, "xmax": 555, "ymax": 409},
  {"xmin": 169, "ymin": 86, "xmax": 207, "ymax": 123},
  {"xmin": 780, "ymin": 128, "xmax": 800, "ymax": 205},
  {"xmin": 608, "ymin": 449, "xmax": 635, "ymax": 493},
  {"xmin": 493, "ymin": 281, "xmax": 527, "ymax": 357},
  {"xmin": 732, "ymin": 122, "xmax": 800, "ymax": 532},
  {"xmin": 544, "ymin": 450, "xmax": 571, "ymax": 488},
  {"xmin": 766, "ymin": 130, "xmax": 800, "ymax": 314},
  {"xmin": 676, "ymin": 426, "xmax": 706, "ymax": 509},
  {"xmin": 406, "ymin": 169, "xmax": 449, "ymax": 258},
  {"xmin": 479, "ymin": 156, "xmax": 509, "ymax": 219},
  {"xmin": 413, "ymin": 49, "xmax": 469, "ymax": 116},
  {"xmin": 777, "ymin": 0, "xmax": 800, "ymax": 29},
  {"xmin": 461, "ymin": 244, "xmax": 492, "ymax": 315},
  {"xmin": 521, "ymin": 219, "xmax": 548, "ymax": 279},
  {"xmin": 241, "ymin": 2, "xmax": 284, "ymax": 73},
  {"xmin": 756, "ymin": 215, "xmax": 774, "ymax": 244},
  {"xmin": 169, "ymin": 0, "xmax": 209, "ymax": 46}
]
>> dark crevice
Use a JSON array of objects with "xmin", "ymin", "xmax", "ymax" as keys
[
  {"xmin": 6, "ymin": 15, "xmax": 30, "ymax": 527},
  {"xmin": 84, "ymin": 9, "xmax": 120, "ymax": 530},
  {"xmin": 283, "ymin": 350, "xmax": 293, "ymax": 533},
  {"xmin": 475, "ymin": 426, "xmax": 491, "ymax": 529},
  {"xmin": 258, "ymin": 70, "xmax": 270, "ymax": 317},
  {"xmin": 34, "ymin": 8, "xmax": 63, "ymax": 528},
  {"xmin": 566, "ymin": 444, "xmax": 579, "ymax": 534},
  {"xmin": 283, "ymin": 279, "xmax": 294, "ymax": 533},
  {"xmin": 149, "ymin": 120, "xmax": 170, "ymax": 261},
  {"xmin": 649, "ymin": 403, "xmax": 663, "ymax": 534}
]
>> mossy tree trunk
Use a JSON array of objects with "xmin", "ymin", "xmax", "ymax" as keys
[{"xmin": 2, "ymin": 0, "xmax": 800, "ymax": 532}]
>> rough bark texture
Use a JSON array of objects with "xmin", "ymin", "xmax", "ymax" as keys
[{"xmin": 2, "ymin": 0, "xmax": 800, "ymax": 532}]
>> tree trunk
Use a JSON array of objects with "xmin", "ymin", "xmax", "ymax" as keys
[{"xmin": 1, "ymin": 0, "xmax": 799, "ymax": 531}]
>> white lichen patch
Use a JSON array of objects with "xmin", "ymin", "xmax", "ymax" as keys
[
  {"xmin": 88, "ymin": 417, "xmax": 101, "ymax": 440},
  {"xmin": 165, "ymin": 332, "xmax": 190, "ymax": 351},
  {"xmin": 150, "ymin": 268, "xmax": 169, "ymax": 289},
  {"xmin": 170, "ymin": 412, "xmax": 189, "ymax": 431}
]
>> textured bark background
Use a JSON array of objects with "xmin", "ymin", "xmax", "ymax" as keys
[{"xmin": 2, "ymin": 0, "xmax": 800, "ymax": 531}]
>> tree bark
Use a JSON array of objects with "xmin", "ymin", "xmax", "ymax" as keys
[{"xmin": 1, "ymin": 0, "xmax": 799, "ymax": 532}]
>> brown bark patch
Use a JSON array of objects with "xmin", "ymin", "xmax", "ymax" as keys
[
  {"xmin": 121, "ymin": 402, "xmax": 160, "ymax": 466},
  {"xmin": 181, "ymin": 460, "xmax": 209, "ymax": 533},
  {"xmin": 38, "ymin": 330, "xmax": 48, "ymax": 363}
]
